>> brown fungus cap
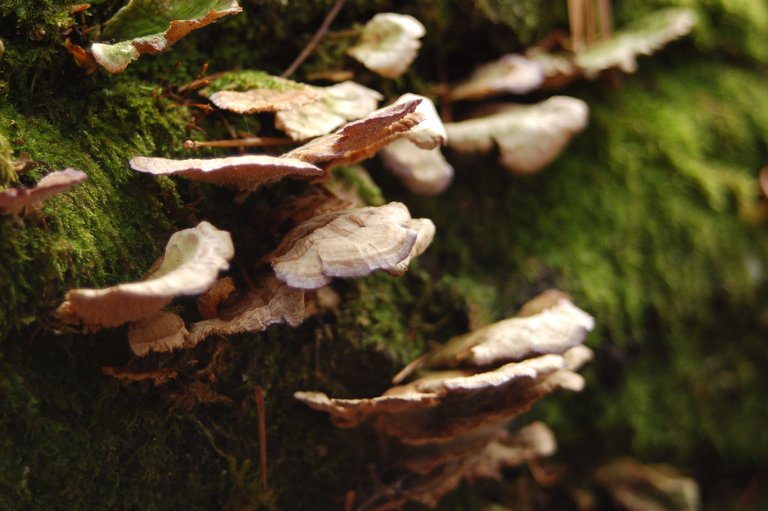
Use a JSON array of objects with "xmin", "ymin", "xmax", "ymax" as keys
[
  {"xmin": 209, "ymin": 85, "xmax": 321, "ymax": 114},
  {"xmin": 269, "ymin": 202, "xmax": 434, "ymax": 289},
  {"xmin": 129, "ymin": 154, "xmax": 323, "ymax": 191},
  {"xmin": 58, "ymin": 221, "xmax": 234, "ymax": 328},
  {"xmin": 0, "ymin": 168, "xmax": 87, "ymax": 215},
  {"xmin": 284, "ymin": 99, "xmax": 424, "ymax": 170}
]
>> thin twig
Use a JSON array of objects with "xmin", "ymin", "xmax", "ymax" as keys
[
  {"xmin": 183, "ymin": 137, "xmax": 293, "ymax": 150},
  {"xmin": 178, "ymin": 69, "xmax": 231, "ymax": 93},
  {"xmin": 254, "ymin": 385, "xmax": 269, "ymax": 492},
  {"xmin": 281, "ymin": 0, "xmax": 347, "ymax": 78}
]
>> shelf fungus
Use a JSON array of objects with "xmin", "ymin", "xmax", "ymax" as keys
[
  {"xmin": 449, "ymin": 54, "xmax": 545, "ymax": 101},
  {"xmin": 128, "ymin": 311, "xmax": 188, "ymax": 356},
  {"xmin": 381, "ymin": 140, "xmax": 454, "ymax": 195},
  {"xmin": 347, "ymin": 13, "xmax": 426, "ymax": 79},
  {"xmin": 425, "ymin": 292, "xmax": 595, "ymax": 368},
  {"xmin": 129, "ymin": 154, "xmax": 324, "ymax": 191},
  {"xmin": 445, "ymin": 96, "xmax": 589, "ymax": 174},
  {"xmin": 393, "ymin": 422, "xmax": 558, "ymax": 508},
  {"xmin": 57, "ymin": 221, "xmax": 234, "ymax": 328},
  {"xmin": 274, "ymin": 81, "xmax": 383, "ymax": 141},
  {"xmin": 296, "ymin": 346, "xmax": 591, "ymax": 445},
  {"xmin": 83, "ymin": 0, "xmax": 243, "ymax": 74},
  {"xmin": 574, "ymin": 8, "xmax": 697, "ymax": 78},
  {"xmin": 187, "ymin": 275, "xmax": 306, "ymax": 346},
  {"xmin": 208, "ymin": 83, "xmax": 320, "ymax": 115},
  {"xmin": 595, "ymin": 457, "xmax": 701, "ymax": 511},
  {"xmin": 380, "ymin": 94, "xmax": 453, "ymax": 195},
  {"xmin": 0, "ymin": 168, "xmax": 87, "ymax": 215},
  {"xmin": 269, "ymin": 202, "xmax": 434, "ymax": 289},
  {"xmin": 284, "ymin": 98, "xmax": 424, "ymax": 170},
  {"xmin": 297, "ymin": 288, "xmax": 592, "ymax": 508}
]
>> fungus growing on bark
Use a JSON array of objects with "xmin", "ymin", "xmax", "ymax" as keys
[
  {"xmin": 0, "ymin": 168, "xmax": 87, "ymax": 215},
  {"xmin": 595, "ymin": 457, "xmax": 701, "ymax": 511},
  {"xmin": 380, "ymin": 141, "xmax": 454, "ymax": 195},
  {"xmin": 284, "ymin": 98, "xmax": 424, "ymax": 170},
  {"xmin": 198, "ymin": 70, "xmax": 321, "ymax": 114},
  {"xmin": 445, "ymin": 96, "xmax": 589, "ymax": 174},
  {"xmin": 196, "ymin": 276, "xmax": 236, "ymax": 319},
  {"xmin": 86, "ymin": 0, "xmax": 243, "ymax": 74},
  {"xmin": 187, "ymin": 275, "xmax": 306, "ymax": 346},
  {"xmin": 58, "ymin": 221, "xmax": 234, "ymax": 328},
  {"xmin": 295, "ymin": 346, "xmax": 590, "ymax": 444},
  {"xmin": 347, "ymin": 13, "xmax": 426, "ymax": 78},
  {"xmin": 389, "ymin": 93, "xmax": 447, "ymax": 150},
  {"xmin": 269, "ymin": 202, "xmax": 434, "ymax": 289},
  {"xmin": 274, "ymin": 81, "xmax": 383, "ymax": 141},
  {"xmin": 128, "ymin": 310, "xmax": 188, "ymax": 356},
  {"xmin": 129, "ymin": 154, "xmax": 323, "ymax": 191},
  {"xmin": 395, "ymin": 422, "xmax": 558, "ymax": 508},
  {"xmin": 209, "ymin": 86, "xmax": 320, "ymax": 115},
  {"xmin": 575, "ymin": 8, "xmax": 697, "ymax": 78},
  {"xmin": 425, "ymin": 293, "xmax": 595, "ymax": 368},
  {"xmin": 449, "ymin": 54, "xmax": 545, "ymax": 100},
  {"xmin": 378, "ymin": 94, "xmax": 452, "ymax": 195}
]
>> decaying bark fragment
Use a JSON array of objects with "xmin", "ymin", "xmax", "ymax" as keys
[{"xmin": 187, "ymin": 275, "xmax": 306, "ymax": 346}]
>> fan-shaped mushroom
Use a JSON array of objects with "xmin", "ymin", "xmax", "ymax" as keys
[
  {"xmin": 347, "ymin": 13, "xmax": 426, "ymax": 78},
  {"xmin": 269, "ymin": 202, "xmax": 434, "ymax": 289},
  {"xmin": 445, "ymin": 96, "xmax": 589, "ymax": 174},
  {"xmin": 129, "ymin": 154, "xmax": 323, "ymax": 191},
  {"xmin": 58, "ymin": 221, "xmax": 234, "ymax": 328}
]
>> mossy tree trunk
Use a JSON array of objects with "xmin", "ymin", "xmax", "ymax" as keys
[{"xmin": 2, "ymin": 1, "xmax": 768, "ymax": 510}]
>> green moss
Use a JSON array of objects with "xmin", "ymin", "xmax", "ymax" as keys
[
  {"xmin": 617, "ymin": 0, "xmax": 768, "ymax": 64},
  {"xmin": 329, "ymin": 165, "xmax": 385, "ymax": 206},
  {"xmin": 0, "ymin": 133, "xmax": 15, "ymax": 187},
  {"xmin": 0, "ymin": 70, "xmax": 190, "ymax": 336},
  {"xmin": 199, "ymin": 70, "xmax": 304, "ymax": 97}
]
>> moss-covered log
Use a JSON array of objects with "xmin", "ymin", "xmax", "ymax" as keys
[{"xmin": 1, "ymin": 1, "xmax": 767, "ymax": 509}]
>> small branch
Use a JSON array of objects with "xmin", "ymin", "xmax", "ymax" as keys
[
  {"xmin": 254, "ymin": 385, "xmax": 269, "ymax": 493},
  {"xmin": 183, "ymin": 137, "xmax": 293, "ymax": 150},
  {"xmin": 178, "ymin": 69, "xmax": 231, "ymax": 93},
  {"xmin": 281, "ymin": 0, "xmax": 347, "ymax": 78}
]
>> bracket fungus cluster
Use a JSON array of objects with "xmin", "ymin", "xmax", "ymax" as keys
[
  {"xmin": 296, "ymin": 291, "xmax": 594, "ymax": 508},
  {"xmin": 32, "ymin": 3, "xmax": 709, "ymax": 509}
]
